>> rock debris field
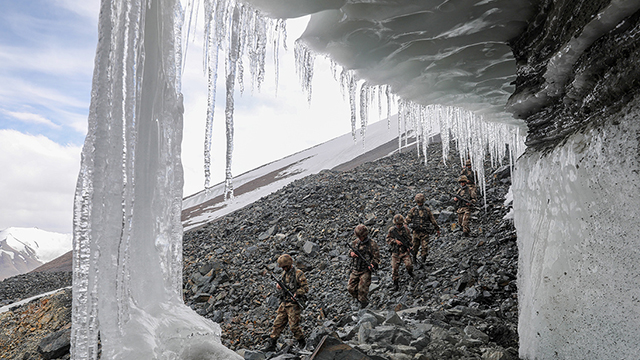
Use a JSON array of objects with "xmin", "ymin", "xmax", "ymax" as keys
[
  {"xmin": 0, "ymin": 142, "xmax": 519, "ymax": 360},
  {"xmin": 182, "ymin": 143, "xmax": 519, "ymax": 360}
]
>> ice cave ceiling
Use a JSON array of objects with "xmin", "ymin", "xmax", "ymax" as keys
[{"xmin": 245, "ymin": 0, "xmax": 538, "ymax": 126}]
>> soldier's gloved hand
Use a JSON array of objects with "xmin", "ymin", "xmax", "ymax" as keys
[{"xmin": 350, "ymin": 251, "xmax": 357, "ymax": 258}]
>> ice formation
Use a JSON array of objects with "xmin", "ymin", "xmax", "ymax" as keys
[
  {"xmin": 71, "ymin": 0, "xmax": 240, "ymax": 358},
  {"xmin": 188, "ymin": 0, "xmax": 530, "ymax": 198},
  {"xmin": 72, "ymin": 0, "xmax": 640, "ymax": 358},
  {"xmin": 514, "ymin": 100, "xmax": 640, "ymax": 359}
]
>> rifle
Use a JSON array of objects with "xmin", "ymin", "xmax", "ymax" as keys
[
  {"xmin": 449, "ymin": 191, "xmax": 476, "ymax": 207},
  {"xmin": 390, "ymin": 227, "xmax": 412, "ymax": 252},
  {"xmin": 269, "ymin": 272, "xmax": 306, "ymax": 310},
  {"xmin": 347, "ymin": 242, "xmax": 377, "ymax": 272}
]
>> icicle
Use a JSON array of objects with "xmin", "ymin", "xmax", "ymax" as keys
[
  {"xmin": 359, "ymin": 82, "xmax": 370, "ymax": 148},
  {"xmin": 294, "ymin": 40, "xmax": 315, "ymax": 103},
  {"xmin": 223, "ymin": 5, "xmax": 241, "ymax": 200}
]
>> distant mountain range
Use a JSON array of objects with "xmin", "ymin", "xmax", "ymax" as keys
[{"xmin": 0, "ymin": 228, "xmax": 72, "ymax": 280}]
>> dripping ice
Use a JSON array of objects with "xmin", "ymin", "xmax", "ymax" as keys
[{"xmin": 71, "ymin": 0, "xmax": 525, "ymax": 358}]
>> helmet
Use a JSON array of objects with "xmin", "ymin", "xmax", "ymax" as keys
[
  {"xmin": 277, "ymin": 254, "xmax": 293, "ymax": 268},
  {"xmin": 393, "ymin": 214, "xmax": 405, "ymax": 225},
  {"xmin": 458, "ymin": 175, "xmax": 468, "ymax": 183},
  {"xmin": 414, "ymin": 193, "xmax": 425, "ymax": 204},
  {"xmin": 354, "ymin": 224, "xmax": 369, "ymax": 238},
  {"xmin": 465, "ymin": 159, "xmax": 471, "ymax": 166}
]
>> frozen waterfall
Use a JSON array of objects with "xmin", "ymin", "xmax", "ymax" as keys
[{"xmin": 71, "ymin": 0, "xmax": 241, "ymax": 358}]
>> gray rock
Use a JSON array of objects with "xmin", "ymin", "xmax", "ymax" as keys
[
  {"xmin": 464, "ymin": 325, "xmax": 490, "ymax": 344},
  {"xmin": 384, "ymin": 312, "xmax": 404, "ymax": 326},
  {"xmin": 303, "ymin": 241, "xmax": 319, "ymax": 255},
  {"xmin": 258, "ymin": 226, "xmax": 276, "ymax": 240},
  {"xmin": 393, "ymin": 345, "xmax": 417, "ymax": 356},
  {"xmin": 243, "ymin": 350, "xmax": 266, "ymax": 360},
  {"xmin": 409, "ymin": 336, "xmax": 430, "ymax": 351},
  {"xmin": 37, "ymin": 328, "xmax": 70, "ymax": 360},
  {"xmin": 358, "ymin": 322, "xmax": 373, "ymax": 344}
]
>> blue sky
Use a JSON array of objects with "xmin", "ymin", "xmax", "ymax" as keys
[
  {"xmin": 0, "ymin": 0, "xmax": 361, "ymax": 234},
  {"xmin": 0, "ymin": 0, "xmax": 97, "ymax": 145}
]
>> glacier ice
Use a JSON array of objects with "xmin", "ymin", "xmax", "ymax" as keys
[{"xmin": 514, "ymin": 99, "xmax": 640, "ymax": 359}]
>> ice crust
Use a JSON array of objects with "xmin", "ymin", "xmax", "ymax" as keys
[{"xmin": 514, "ymin": 99, "xmax": 640, "ymax": 359}]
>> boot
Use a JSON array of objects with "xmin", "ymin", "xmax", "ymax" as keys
[
  {"xmin": 408, "ymin": 268, "xmax": 415, "ymax": 279},
  {"xmin": 393, "ymin": 279, "xmax": 399, "ymax": 291},
  {"xmin": 296, "ymin": 337, "xmax": 306, "ymax": 349},
  {"xmin": 421, "ymin": 256, "xmax": 428, "ymax": 266},
  {"xmin": 261, "ymin": 337, "xmax": 277, "ymax": 352},
  {"xmin": 359, "ymin": 300, "xmax": 369, "ymax": 309}
]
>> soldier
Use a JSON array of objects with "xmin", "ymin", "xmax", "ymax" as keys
[
  {"xmin": 454, "ymin": 175, "xmax": 477, "ymax": 236},
  {"xmin": 405, "ymin": 193, "xmax": 441, "ymax": 268},
  {"xmin": 262, "ymin": 254, "xmax": 309, "ymax": 352},
  {"xmin": 347, "ymin": 224, "xmax": 380, "ymax": 309},
  {"xmin": 386, "ymin": 214, "xmax": 414, "ymax": 291},
  {"xmin": 460, "ymin": 159, "xmax": 477, "ymax": 187}
]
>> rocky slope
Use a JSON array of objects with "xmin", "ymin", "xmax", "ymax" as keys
[
  {"xmin": 182, "ymin": 142, "xmax": 519, "ymax": 359},
  {"xmin": 0, "ymin": 142, "xmax": 517, "ymax": 360}
]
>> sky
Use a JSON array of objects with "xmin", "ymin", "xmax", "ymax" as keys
[{"xmin": 0, "ymin": 0, "xmax": 365, "ymax": 235}]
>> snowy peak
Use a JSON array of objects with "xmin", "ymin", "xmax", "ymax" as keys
[{"xmin": 0, "ymin": 228, "xmax": 72, "ymax": 280}]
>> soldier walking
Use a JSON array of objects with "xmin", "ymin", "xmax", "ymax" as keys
[
  {"xmin": 347, "ymin": 224, "xmax": 380, "ymax": 309},
  {"xmin": 454, "ymin": 175, "xmax": 477, "ymax": 236},
  {"xmin": 460, "ymin": 159, "xmax": 477, "ymax": 187},
  {"xmin": 386, "ymin": 214, "xmax": 414, "ymax": 291},
  {"xmin": 405, "ymin": 193, "xmax": 441, "ymax": 268},
  {"xmin": 262, "ymin": 254, "xmax": 309, "ymax": 352}
]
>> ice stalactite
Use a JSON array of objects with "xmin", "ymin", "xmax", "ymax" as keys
[
  {"xmin": 194, "ymin": 0, "xmax": 286, "ymax": 198},
  {"xmin": 72, "ymin": 0, "xmax": 242, "ymax": 358},
  {"xmin": 294, "ymin": 40, "xmax": 315, "ymax": 103},
  {"xmin": 359, "ymin": 82, "xmax": 371, "ymax": 149}
]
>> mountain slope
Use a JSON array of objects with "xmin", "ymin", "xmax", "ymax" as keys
[{"xmin": 181, "ymin": 118, "xmax": 415, "ymax": 231}]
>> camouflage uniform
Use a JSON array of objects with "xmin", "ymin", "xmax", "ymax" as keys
[
  {"xmin": 455, "ymin": 178, "xmax": 477, "ymax": 235},
  {"xmin": 460, "ymin": 160, "xmax": 477, "ymax": 187},
  {"xmin": 269, "ymin": 265, "xmax": 308, "ymax": 342},
  {"xmin": 406, "ymin": 204, "xmax": 440, "ymax": 262},
  {"xmin": 347, "ymin": 236, "xmax": 380, "ymax": 307},
  {"xmin": 386, "ymin": 217, "xmax": 414, "ymax": 288}
]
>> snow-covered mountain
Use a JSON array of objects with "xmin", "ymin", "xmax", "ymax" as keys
[
  {"xmin": 0, "ymin": 227, "xmax": 72, "ymax": 280},
  {"xmin": 181, "ymin": 118, "xmax": 425, "ymax": 231}
]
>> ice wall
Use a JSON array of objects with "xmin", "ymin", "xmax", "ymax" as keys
[
  {"xmin": 71, "ymin": 0, "xmax": 241, "ymax": 358},
  {"xmin": 513, "ymin": 98, "xmax": 640, "ymax": 359}
]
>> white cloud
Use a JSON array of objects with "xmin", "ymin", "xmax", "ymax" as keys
[
  {"xmin": 0, "ymin": 130, "xmax": 81, "ymax": 234},
  {"xmin": 3, "ymin": 110, "xmax": 60, "ymax": 128},
  {"xmin": 53, "ymin": 0, "xmax": 100, "ymax": 21},
  {"xmin": 0, "ymin": 45, "xmax": 95, "ymax": 78}
]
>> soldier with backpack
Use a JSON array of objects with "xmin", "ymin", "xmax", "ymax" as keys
[
  {"xmin": 386, "ymin": 214, "xmax": 414, "ymax": 291},
  {"xmin": 405, "ymin": 193, "xmax": 441, "ymax": 268},
  {"xmin": 347, "ymin": 224, "xmax": 380, "ymax": 309}
]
